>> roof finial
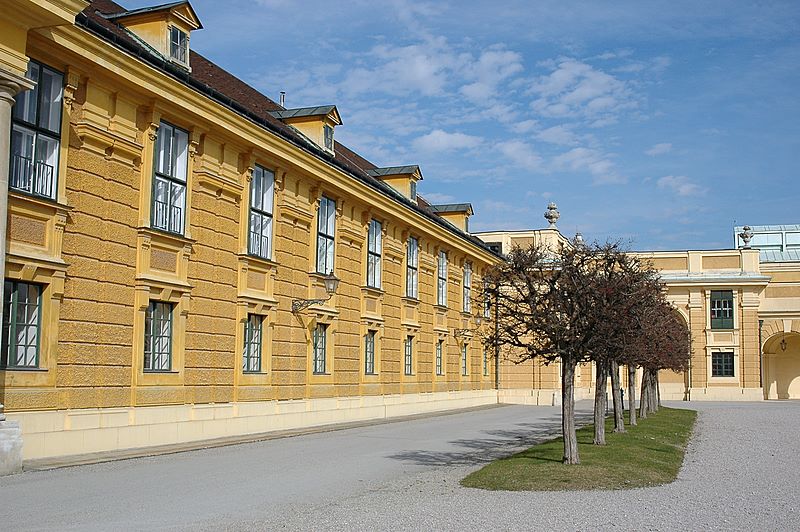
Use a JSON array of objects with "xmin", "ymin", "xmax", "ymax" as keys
[
  {"xmin": 544, "ymin": 202, "xmax": 560, "ymax": 228},
  {"xmin": 739, "ymin": 225, "xmax": 753, "ymax": 248},
  {"xmin": 574, "ymin": 232, "xmax": 585, "ymax": 247}
]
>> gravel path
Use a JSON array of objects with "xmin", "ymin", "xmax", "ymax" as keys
[
  {"xmin": 2, "ymin": 401, "xmax": 798, "ymax": 531},
  {"xmin": 228, "ymin": 402, "xmax": 800, "ymax": 531}
]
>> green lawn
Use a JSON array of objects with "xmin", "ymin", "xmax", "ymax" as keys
[{"xmin": 462, "ymin": 407, "xmax": 697, "ymax": 491}]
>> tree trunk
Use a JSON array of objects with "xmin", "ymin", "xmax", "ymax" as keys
[
  {"xmin": 628, "ymin": 364, "xmax": 637, "ymax": 426},
  {"xmin": 648, "ymin": 369, "xmax": 659, "ymax": 414},
  {"xmin": 593, "ymin": 359, "xmax": 609, "ymax": 445},
  {"xmin": 656, "ymin": 370, "xmax": 662, "ymax": 408},
  {"xmin": 639, "ymin": 369, "xmax": 649, "ymax": 420},
  {"xmin": 610, "ymin": 360, "xmax": 625, "ymax": 433},
  {"xmin": 561, "ymin": 359, "xmax": 580, "ymax": 464}
]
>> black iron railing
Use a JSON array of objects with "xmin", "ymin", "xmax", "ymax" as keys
[{"xmin": 11, "ymin": 154, "xmax": 54, "ymax": 198}]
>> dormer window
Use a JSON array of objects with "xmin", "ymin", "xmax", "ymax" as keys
[
  {"xmin": 104, "ymin": 2, "xmax": 202, "ymax": 71},
  {"xmin": 365, "ymin": 165, "xmax": 423, "ymax": 201},
  {"xmin": 169, "ymin": 26, "xmax": 188, "ymax": 63},
  {"xmin": 324, "ymin": 125, "xmax": 334, "ymax": 151},
  {"xmin": 268, "ymin": 106, "xmax": 341, "ymax": 152}
]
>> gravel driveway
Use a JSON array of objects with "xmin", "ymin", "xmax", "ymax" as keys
[{"xmin": 1, "ymin": 401, "xmax": 798, "ymax": 531}]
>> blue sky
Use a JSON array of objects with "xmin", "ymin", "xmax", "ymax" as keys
[{"xmin": 125, "ymin": 0, "xmax": 799, "ymax": 250}]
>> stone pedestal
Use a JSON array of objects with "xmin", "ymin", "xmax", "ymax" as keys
[{"xmin": 0, "ymin": 420, "xmax": 24, "ymax": 476}]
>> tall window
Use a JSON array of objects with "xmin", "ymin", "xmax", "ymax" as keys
[
  {"xmin": 712, "ymin": 352, "xmax": 734, "ymax": 377},
  {"xmin": 409, "ymin": 181, "xmax": 417, "ymax": 201},
  {"xmin": 435, "ymin": 339, "xmax": 444, "ymax": 376},
  {"xmin": 243, "ymin": 314, "xmax": 263, "ymax": 373},
  {"xmin": 144, "ymin": 302, "xmax": 172, "ymax": 371},
  {"xmin": 249, "ymin": 165, "xmax": 274, "ymax": 259},
  {"xmin": 483, "ymin": 347, "xmax": 489, "ymax": 376},
  {"xmin": 2, "ymin": 281, "xmax": 42, "ymax": 368},
  {"xmin": 367, "ymin": 219, "xmax": 382, "ymax": 288},
  {"xmin": 316, "ymin": 196, "xmax": 336, "ymax": 274},
  {"xmin": 169, "ymin": 26, "xmax": 188, "ymax": 63},
  {"xmin": 461, "ymin": 344, "xmax": 469, "ymax": 376},
  {"xmin": 710, "ymin": 290, "xmax": 734, "ymax": 330},
  {"xmin": 483, "ymin": 280, "xmax": 491, "ymax": 319},
  {"xmin": 437, "ymin": 250, "xmax": 448, "ymax": 306},
  {"xmin": 364, "ymin": 330, "xmax": 376, "ymax": 375},
  {"xmin": 323, "ymin": 125, "xmax": 334, "ymax": 150},
  {"xmin": 404, "ymin": 336, "xmax": 414, "ymax": 376},
  {"xmin": 11, "ymin": 60, "xmax": 62, "ymax": 200},
  {"xmin": 313, "ymin": 323, "xmax": 328, "ymax": 374},
  {"xmin": 463, "ymin": 263, "xmax": 472, "ymax": 313},
  {"xmin": 406, "ymin": 237, "xmax": 419, "ymax": 299},
  {"xmin": 152, "ymin": 121, "xmax": 188, "ymax": 234}
]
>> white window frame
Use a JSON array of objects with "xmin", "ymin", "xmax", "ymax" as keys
[
  {"xmin": 152, "ymin": 121, "xmax": 188, "ymax": 235},
  {"xmin": 10, "ymin": 60, "xmax": 62, "ymax": 200},
  {"xmin": 406, "ymin": 237, "xmax": 419, "ymax": 299},
  {"xmin": 366, "ymin": 219, "xmax": 382, "ymax": 288},
  {"xmin": 169, "ymin": 26, "xmax": 188, "ymax": 64},
  {"xmin": 243, "ymin": 314, "xmax": 263, "ymax": 373},
  {"xmin": 463, "ymin": 262, "xmax": 472, "ymax": 313},
  {"xmin": 437, "ymin": 250, "xmax": 448, "ymax": 306},
  {"xmin": 313, "ymin": 323, "xmax": 328, "ymax": 374},
  {"xmin": 144, "ymin": 301, "xmax": 173, "ymax": 372},
  {"xmin": 248, "ymin": 165, "xmax": 274, "ymax": 259},
  {"xmin": 316, "ymin": 196, "xmax": 336, "ymax": 274}
]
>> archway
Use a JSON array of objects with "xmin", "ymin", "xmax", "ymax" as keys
[
  {"xmin": 657, "ymin": 309, "xmax": 690, "ymax": 401},
  {"xmin": 763, "ymin": 332, "xmax": 800, "ymax": 399}
]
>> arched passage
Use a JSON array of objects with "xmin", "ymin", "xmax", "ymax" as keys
[
  {"xmin": 764, "ymin": 332, "xmax": 800, "ymax": 399},
  {"xmin": 658, "ymin": 309, "xmax": 691, "ymax": 401}
]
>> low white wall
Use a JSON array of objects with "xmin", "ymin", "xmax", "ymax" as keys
[{"xmin": 9, "ymin": 390, "xmax": 499, "ymax": 461}]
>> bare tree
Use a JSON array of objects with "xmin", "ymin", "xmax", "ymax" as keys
[{"xmin": 484, "ymin": 240, "xmax": 608, "ymax": 464}]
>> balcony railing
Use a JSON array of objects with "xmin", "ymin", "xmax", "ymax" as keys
[
  {"xmin": 10, "ymin": 154, "xmax": 54, "ymax": 199},
  {"xmin": 153, "ymin": 199, "xmax": 184, "ymax": 234}
]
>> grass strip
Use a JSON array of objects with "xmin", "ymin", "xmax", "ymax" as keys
[{"xmin": 462, "ymin": 406, "xmax": 697, "ymax": 491}]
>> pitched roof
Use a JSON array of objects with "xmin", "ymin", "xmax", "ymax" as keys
[
  {"xmin": 104, "ymin": 1, "xmax": 203, "ymax": 29},
  {"xmin": 269, "ymin": 105, "xmax": 341, "ymax": 124},
  {"xmin": 76, "ymin": 1, "xmax": 496, "ymax": 255},
  {"xmin": 366, "ymin": 166, "xmax": 423, "ymax": 179},
  {"xmin": 430, "ymin": 203, "xmax": 474, "ymax": 215}
]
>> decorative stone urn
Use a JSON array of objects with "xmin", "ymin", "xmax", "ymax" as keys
[{"xmin": 544, "ymin": 202, "xmax": 560, "ymax": 228}]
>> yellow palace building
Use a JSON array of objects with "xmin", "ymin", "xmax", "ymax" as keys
[
  {"xmin": 475, "ymin": 216, "xmax": 800, "ymax": 405},
  {"xmin": 0, "ymin": 0, "xmax": 499, "ymax": 464},
  {"xmin": 2, "ymin": 1, "xmax": 799, "ymax": 470}
]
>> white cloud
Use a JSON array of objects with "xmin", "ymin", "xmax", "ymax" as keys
[
  {"xmin": 552, "ymin": 147, "xmax": 625, "ymax": 184},
  {"xmin": 529, "ymin": 58, "xmax": 638, "ymax": 125},
  {"xmin": 497, "ymin": 140, "xmax": 543, "ymax": 171},
  {"xmin": 511, "ymin": 119, "xmax": 538, "ymax": 133},
  {"xmin": 657, "ymin": 175, "xmax": 706, "ymax": 197},
  {"xmin": 536, "ymin": 125, "xmax": 579, "ymax": 146},
  {"xmin": 645, "ymin": 142, "xmax": 673, "ymax": 156},
  {"xmin": 460, "ymin": 48, "xmax": 524, "ymax": 103},
  {"xmin": 422, "ymin": 192, "xmax": 456, "ymax": 203},
  {"xmin": 411, "ymin": 129, "xmax": 482, "ymax": 153}
]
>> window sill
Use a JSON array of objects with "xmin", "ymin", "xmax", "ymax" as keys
[
  {"xmin": 243, "ymin": 371, "xmax": 265, "ymax": 375},
  {"xmin": 0, "ymin": 366, "xmax": 46, "ymax": 372},
  {"xmin": 9, "ymin": 190, "xmax": 70, "ymax": 211},
  {"xmin": 361, "ymin": 285, "xmax": 384, "ymax": 296},
  {"xmin": 143, "ymin": 369, "xmax": 178, "ymax": 374},
  {"xmin": 139, "ymin": 226, "xmax": 196, "ymax": 245},
  {"xmin": 242, "ymin": 253, "xmax": 279, "ymax": 269},
  {"xmin": 434, "ymin": 304, "xmax": 449, "ymax": 312},
  {"xmin": 402, "ymin": 296, "xmax": 420, "ymax": 305}
]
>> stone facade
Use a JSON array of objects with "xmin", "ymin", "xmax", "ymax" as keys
[{"xmin": 0, "ymin": 0, "xmax": 498, "ymax": 461}]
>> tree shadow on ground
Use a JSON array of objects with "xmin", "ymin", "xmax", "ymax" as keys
[{"xmin": 387, "ymin": 411, "xmax": 594, "ymax": 467}]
